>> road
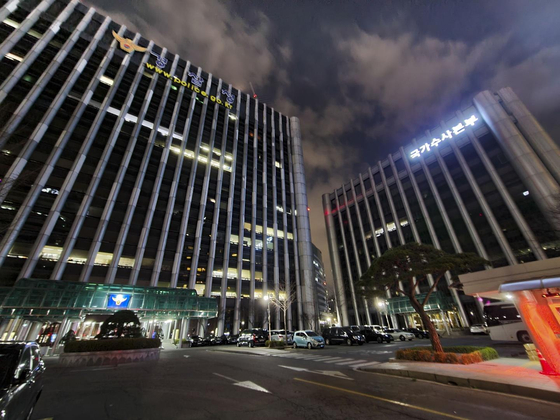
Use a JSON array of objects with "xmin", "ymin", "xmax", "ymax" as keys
[{"xmin": 33, "ymin": 336, "xmax": 557, "ymax": 420}]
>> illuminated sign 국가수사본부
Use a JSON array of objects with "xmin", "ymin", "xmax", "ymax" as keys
[{"xmin": 410, "ymin": 115, "xmax": 478, "ymax": 159}]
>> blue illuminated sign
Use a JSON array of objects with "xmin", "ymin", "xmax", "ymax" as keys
[{"xmin": 107, "ymin": 293, "xmax": 131, "ymax": 309}]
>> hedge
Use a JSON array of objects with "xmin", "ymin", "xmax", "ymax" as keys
[
  {"xmin": 265, "ymin": 340, "xmax": 286, "ymax": 348},
  {"xmin": 64, "ymin": 338, "xmax": 161, "ymax": 353},
  {"xmin": 396, "ymin": 346, "xmax": 498, "ymax": 365}
]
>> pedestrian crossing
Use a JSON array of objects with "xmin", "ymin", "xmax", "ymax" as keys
[{"xmin": 262, "ymin": 351, "xmax": 380, "ymax": 369}]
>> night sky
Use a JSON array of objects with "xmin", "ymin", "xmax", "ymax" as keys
[{"xmin": 84, "ymin": 0, "xmax": 560, "ymax": 291}]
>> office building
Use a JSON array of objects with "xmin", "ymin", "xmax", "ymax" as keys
[
  {"xmin": 323, "ymin": 87, "xmax": 560, "ymax": 330},
  {"xmin": 0, "ymin": 0, "xmax": 316, "ymax": 342},
  {"xmin": 312, "ymin": 244, "xmax": 328, "ymax": 315}
]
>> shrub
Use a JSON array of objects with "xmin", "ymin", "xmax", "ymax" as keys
[
  {"xmin": 64, "ymin": 338, "xmax": 161, "ymax": 353},
  {"xmin": 395, "ymin": 346, "xmax": 498, "ymax": 365},
  {"xmin": 265, "ymin": 340, "xmax": 286, "ymax": 348}
]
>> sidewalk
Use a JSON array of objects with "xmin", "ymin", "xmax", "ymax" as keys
[{"xmin": 361, "ymin": 358, "xmax": 560, "ymax": 404}]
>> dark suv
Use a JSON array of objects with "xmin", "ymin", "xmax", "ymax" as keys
[
  {"xmin": 322, "ymin": 327, "xmax": 365, "ymax": 346},
  {"xmin": 0, "ymin": 342, "xmax": 45, "ymax": 420},
  {"xmin": 352, "ymin": 327, "xmax": 393, "ymax": 343},
  {"xmin": 237, "ymin": 329, "xmax": 267, "ymax": 348}
]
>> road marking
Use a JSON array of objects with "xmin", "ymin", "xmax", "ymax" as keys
[
  {"xmin": 337, "ymin": 359, "xmax": 367, "ymax": 365},
  {"xmin": 324, "ymin": 358, "xmax": 354, "ymax": 364},
  {"xmin": 279, "ymin": 365, "xmax": 353, "ymax": 381},
  {"xmin": 294, "ymin": 378, "xmax": 468, "ymax": 420},
  {"xmin": 213, "ymin": 372, "xmax": 238, "ymax": 382},
  {"xmin": 234, "ymin": 381, "xmax": 271, "ymax": 393},
  {"xmin": 183, "ymin": 355, "xmax": 190, "ymax": 358},
  {"xmin": 350, "ymin": 361, "xmax": 380, "ymax": 368},
  {"xmin": 213, "ymin": 372, "xmax": 272, "ymax": 394}
]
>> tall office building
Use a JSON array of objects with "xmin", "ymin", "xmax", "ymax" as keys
[
  {"xmin": 312, "ymin": 243, "xmax": 328, "ymax": 315},
  {"xmin": 323, "ymin": 87, "xmax": 560, "ymax": 330},
  {"xmin": 0, "ymin": 0, "xmax": 317, "ymax": 338}
]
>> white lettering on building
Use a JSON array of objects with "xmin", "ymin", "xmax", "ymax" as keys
[{"xmin": 410, "ymin": 115, "xmax": 479, "ymax": 159}]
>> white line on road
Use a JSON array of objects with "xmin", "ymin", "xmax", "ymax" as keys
[
  {"xmin": 213, "ymin": 372, "xmax": 238, "ymax": 383},
  {"xmin": 183, "ymin": 355, "xmax": 190, "ymax": 358},
  {"xmin": 323, "ymin": 358, "xmax": 354, "ymax": 364},
  {"xmin": 336, "ymin": 359, "xmax": 367, "ymax": 365},
  {"xmin": 350, "ymin": 361, "xmax": 380, "ymax": 368}
]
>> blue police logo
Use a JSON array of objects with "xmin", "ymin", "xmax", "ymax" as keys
[
  {"xmin": 221, "ymin": 89, "xmax": 235, "ymax": 104},
  {"xmin": 107, "ymin": 293, "xmax": 131, "ymax": 309},
  {"xmin": 150, "ymin": 51, "xmax": 168, "ymax": 69},
  {"xmin": 187, "ymin": 72, "xmax": 204, "ymax": 88}
]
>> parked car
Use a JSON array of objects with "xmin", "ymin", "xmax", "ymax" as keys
[
  {"xmin": 405, "ymin": 328, "xmax": 430, "ymax": 339},
  {"xmin": 227, "ymin": 334, "xmax": 239, "ymax": 345},
  {"xmin": 0, "ymin": 341, "xmax": 45, "ymax": 420},
  {"xmin": 270, "ymin": 330, "xmax": 293, "ymax": 344},
  {"xmin": 348, "ymin": 326, "xmax": 392, "ymax": 343},
  {"xmin": 292, "ymin": 331, "xmax": 325, "ymax": 349},
  {"xmin": 237, "ymin": 329, "xmax": 267, "ymax": 348},
  {"xmin": 384, "ymin": 329, "xmax": 415, "ymax": 341},
  {"xmin": 470, "ymin": 324, "xmax": 489, "ymax": 335},
  {"xmin": 209, "ymin": 335, "xmax": 228, "ymax": 345},
  {"xmin": 188, "ymin": 336, "xmax": 206, "ymax": 347},
  {"xmin": 322, "ymin": 327, "xmax": 365, "ymax": 346},
  {"xmin": 365, "ymin": 325, "xmax": 385, "ymax": 333}
]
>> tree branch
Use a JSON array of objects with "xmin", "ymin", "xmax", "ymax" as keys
[{"xmin": 422, "ymin": 272, "xmax": 445, "ymax": 306}]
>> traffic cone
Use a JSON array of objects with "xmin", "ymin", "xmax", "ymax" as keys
[{"xmin": 536, "ymin": 349, "xmax": 560, "ymax": 376}]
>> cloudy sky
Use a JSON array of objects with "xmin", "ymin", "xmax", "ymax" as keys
[{"xmin": 85, "ymin": 0, "xmax": 560, "ymax": 290}]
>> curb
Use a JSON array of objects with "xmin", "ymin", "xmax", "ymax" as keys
[{"xmin": 360, "ymin": 367, "xmax": 560, "ymax": 404}]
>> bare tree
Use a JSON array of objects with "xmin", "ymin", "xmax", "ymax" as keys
[{"xmin": 267, "ymin": 282, "xmax": 298, "ymax": 339}]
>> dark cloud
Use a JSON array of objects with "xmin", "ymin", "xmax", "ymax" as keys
[{"xmin": 85, "ymin": 0, "xmax": 560, "ymax": 292}]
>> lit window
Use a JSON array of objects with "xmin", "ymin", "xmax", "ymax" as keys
[
  {"xmin": 5, "ymin": 53, "xmax": 23, "ymax": 62},
  {"xmin": 99, "ymin": 75, "xmax": 114, "ymax": 86}
]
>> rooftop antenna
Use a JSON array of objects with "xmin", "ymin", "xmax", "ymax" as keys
[{"xmin": 249, "ymin": 82, "xmax": 258, "ymax": 99}]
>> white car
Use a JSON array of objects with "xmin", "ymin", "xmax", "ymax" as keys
[
  {"xmin": 470, "ymin": 324, "xmax": 489, "ymax": 335},
  {"xmin": 270, "ymin": 329, "xmax": 293, "ymax": 344},
  {"xmin": 384, "ymin": 329, "xmax": 415, "ymax": 341}
]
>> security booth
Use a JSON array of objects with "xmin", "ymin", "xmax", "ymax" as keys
[
  {"xmin": 460, "ymin": 257, "xmax": 560, "ymax": 376},
  {"xmin": 0, "ymin": 278, "xmax": 218, "ymax": 354}
]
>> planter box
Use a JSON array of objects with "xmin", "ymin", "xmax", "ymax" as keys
[{"xmin": 59, "ymin": 347, "xmax": 160, "ymax": 367}]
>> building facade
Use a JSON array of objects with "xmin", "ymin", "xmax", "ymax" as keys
[
  {"xmin": 0, "ymin": 0, "xmax": 317, "ymax": 338},
  {"xmin": 323, "ymin": 87, "xmax": 560, "ymax": 331},
  {"xmin": 312, "ymin": 243, "xmax": 328, "ymax": 315}
]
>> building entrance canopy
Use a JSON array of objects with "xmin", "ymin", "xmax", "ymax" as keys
[
  {"xmin": 0, "ymin": 278, "xmax": 218, "ymax": 321},
  {"xmin": 387, "ymin": 291, "xmax": 455, "ymax": 315}
]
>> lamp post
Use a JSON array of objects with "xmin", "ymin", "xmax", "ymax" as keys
[{"xmin": 263, "ymin": 295, "xmax": 271, "ymax": 342}]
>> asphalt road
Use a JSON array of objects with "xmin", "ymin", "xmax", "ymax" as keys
[{"xmin": 33, "ymin": 336, "xmax": 557, "ymax": 420}]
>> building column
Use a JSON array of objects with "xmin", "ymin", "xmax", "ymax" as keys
[
  {"xmin": 322, "ymin": 194, "xmax": 349, "ymax": 326},
  {"xmin": 400, "ymin": 146, "xmax": 469, "ymax": 327},
  {"xmin": 473, "ymin": 90, "xmax": 560, "ymax": 232},
  {"xmin": 454, "ymin": 112, "xmax": 547, "ymax": 261},
  {"xmin": 343, "ymin": 185, "xmax": 371, "ymax": 324},
  {"xmin": 496, "ymin": 87, "xmax": 560, "ymax": 186},
  {"xmin": 26, "ymin": 321, "xmax": 43, "ymax": 341},
  {"xmin": 0, "ymin": 319, "xmax": 10, "ymax": 340},
  {"xmin": 289, "ymin": 117, "xmax": 318, "ymax": 331}
]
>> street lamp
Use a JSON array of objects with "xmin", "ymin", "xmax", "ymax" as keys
[{"xmin": 263, "ymin": 295, "xmax": 271, "ymax": 341}]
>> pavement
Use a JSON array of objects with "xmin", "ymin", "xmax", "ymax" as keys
[
  {"xmin": 362, "ymin": 357, "xmax": 560, "ymax": 404},
  {"xmin": 34, "ymin": 345, "xmax": 560, "ymax": 419}
]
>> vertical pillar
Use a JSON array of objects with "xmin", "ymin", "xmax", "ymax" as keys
[
  {"xmin": 289, "ymin": 117, "xmax": 318, "ymax": 330},
  {"xmin": 496, "ymin": 87, "xmax": 560, "ymax": 186},
  {"xmin": 514, "ymin": 290, "xmax": 560, "ymax": 375},
  {"xmin": 473, "ymin": 90, "xmax": 560, "ymax": 231},
  {"xmin": 323, "ymin": 195, "xmax": 349, "ymax": 326},
  {"xmin": 0, "ymin": 319, "xmax": 10, "ymax": 340},
  {"xmin": 26, "ymin": 321, "xmax": 43, "ymax": 342}
]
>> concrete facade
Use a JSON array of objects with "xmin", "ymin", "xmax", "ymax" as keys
[
  {"xmin": 0, "ymin": 0, "xmax": 317, "ymax": 335},
  {"xmin": 324, "ymin": 88, "xmax": 560, "ymax": 329}
]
